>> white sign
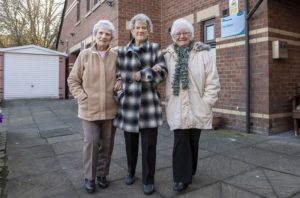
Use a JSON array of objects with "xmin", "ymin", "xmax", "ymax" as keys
[
  {"xmin": 221, "ymin": 11, "xmax": 245, "ymax": 38},
  {"xmin": 229, "ymin": 0, "xmax": 239, "ymax": 15}
]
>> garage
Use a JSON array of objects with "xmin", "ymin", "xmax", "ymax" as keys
[{"xmin": 0, "ymin": 45, "xmax": 67, "ymax": 100}]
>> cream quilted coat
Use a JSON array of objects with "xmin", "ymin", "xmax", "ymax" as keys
[{"xmin": 164, "ymin": 42, "xmax": 220, "ymax": 130}]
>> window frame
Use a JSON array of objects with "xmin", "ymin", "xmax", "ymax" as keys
[
  {"xmin": 76, "ymin": 0, "xmax": 81, "ymax": 22},
  {"xmin": 203, "ymin": 18, "xmax": 216, "ymax": 47},
  {"xmin": 86, "ymin": 0, "xmax": 93, "ymax": 12}
]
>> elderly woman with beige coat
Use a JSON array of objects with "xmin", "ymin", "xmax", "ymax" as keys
[
  {"xmin": 67, "ymin": 20, "xmax": 118, "ymax": 194},
  {"xmin": 164, "ymin": 18, "xmax": 220, "ymax": 191}
]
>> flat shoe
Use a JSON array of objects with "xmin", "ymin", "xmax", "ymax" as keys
[
  {"xmin": 84, "ymin": 179, "xmax": 95, "ymax": 193},
  {"xmin": 144, "ymin": 184, "xmax": 154, "ymax": 195},
  {"xmin": 173, "ymin": 182, "xmax": 188, "ymax": 191},
  {"xmin": 97, "ymin": 176, "xmax": 108, "ymax": 188},
  {"xmin": 125, "ymin": 175, "xmax": 135, "ymax": 185}
]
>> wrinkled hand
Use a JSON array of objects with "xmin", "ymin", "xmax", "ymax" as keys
[
  {"xmin": 152, "ymin": 64, "xmax": 162, "ymax": 72},
  {"xmin": 133, "ymin": 71, "xmax": 141, "ymax": 81},
  {"xmin": 113, "ymin": 80, "xmax": 122, "ymax": 91}
]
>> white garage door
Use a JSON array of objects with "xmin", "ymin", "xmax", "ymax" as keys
[{"xmin": 4, "ymin": 53, "xmax": 59, "ymax": 99}]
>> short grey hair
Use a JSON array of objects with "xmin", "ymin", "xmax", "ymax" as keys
[
  {"xmin": 93, "ymin": 20, "xmax": 116, "ymax": 38},
  {"xmin": 129, "ymin": 13, "xmax": 153, "ymax": 32},
  {"xmin": 170, "ymin": 18, "xmax": 194, "ymax": 39}
]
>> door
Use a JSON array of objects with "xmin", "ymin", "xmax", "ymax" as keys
[{"xmin": 4, "ymin": 53, "xmax": 59, "ymax": 99}]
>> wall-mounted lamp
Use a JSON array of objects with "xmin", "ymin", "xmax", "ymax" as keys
[
  {"xmin": 106, "ymin": 0, "xmax": 113, "ymax": 7},
  {"xmin": 70, "ymin": 32, "xmax": 75, "ymax": 37}
]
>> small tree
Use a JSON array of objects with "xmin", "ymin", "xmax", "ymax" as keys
[{"xmin": 0, "ymin": 0, "xmax": 63, "ymax": 48}]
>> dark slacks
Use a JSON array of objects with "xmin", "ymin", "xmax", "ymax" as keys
[
  {"xmin": 173, "ymin": 129, "xmax": 201, "ymax": 184},
  {"xmin": 124, "ymin": 128, "xmax": 158, "ymax": 185}
]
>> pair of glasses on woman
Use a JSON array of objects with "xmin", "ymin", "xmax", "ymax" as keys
[{"xmin": 174, "ymin": 32, "xmax": 191, "ymax": 38}]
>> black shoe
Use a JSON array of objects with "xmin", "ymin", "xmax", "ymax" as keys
[
  {"xmin": 125, "ymin": 175, "xmax": 135, "ymax": 185},
  {"xmin": 173, "ymin": 182, "xmax": 188, "ymax": 191},
  {"xmin": 84, "ymin": 179, "xmax": 95, "ymax": 193},
  {"xmin": 143, "ymin": 184, "xmax": 155, "ymax": 195},
  {"xmin": 97, "ymin": 176, "xmax": 108, "ymax": 188}
]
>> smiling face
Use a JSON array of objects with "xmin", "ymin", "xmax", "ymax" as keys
[
  {"xmin": 95, "ymin": 28, "xmax": 113, "ymax": 51},
  {"xmin": 173, "ymin": 27, "xmax": 192, "ymax": 47},
  {"xmin": 131, "ymin": 20, "xmax": 149, "ymax": 46}
]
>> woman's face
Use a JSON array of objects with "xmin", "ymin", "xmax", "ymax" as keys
[
  {"xmin": 95, "ymin": 27, "xmax": 113, "ymax": 50},
  {"xmin": 131, "ymin": 20, "xmax": 149, "ymax": 45},
  {"xmin": 173, "ymin": 27, "xmax": 192, "ymax": 47}
]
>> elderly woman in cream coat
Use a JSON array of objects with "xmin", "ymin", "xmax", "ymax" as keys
[
  {"xmin": 164, "ymin": 18, "xmax": 220, "ymax": 191},
  {"xmin": 68, "ymin": 20, "xmax": 118, "ymax": 194}
]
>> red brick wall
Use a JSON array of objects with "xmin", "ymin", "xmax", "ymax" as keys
[
  {"xmin": 118, "ymin": 0, "xmax": 162, "ymax": 46},
  {"xmin": 58, "ymin": 0, "xmax": 119, "ymax": 53},
  {"xmin": 267, "ymin": 0, "xmax": 300, "ymax": 133}
]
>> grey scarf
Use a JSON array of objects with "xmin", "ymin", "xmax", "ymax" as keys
[{"xmin": 172, "ymin": 40, "xmax": 194, "ymax": 96}]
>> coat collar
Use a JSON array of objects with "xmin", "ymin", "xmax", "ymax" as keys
[
  {"xmin": 90, "ymin": 42, "xmax": 111, "ymax": 54},
  {"xmin": 124, "ymin": 39, "xmax": 151, "ymax": 54},
  {"xmin": 165, "ymin": 41, "xmax": 210, "ymax": 55}
]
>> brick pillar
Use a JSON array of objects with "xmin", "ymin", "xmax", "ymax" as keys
[{"xmin": 58, "ymin": 55, "xmax": 66, "ymax": 99}]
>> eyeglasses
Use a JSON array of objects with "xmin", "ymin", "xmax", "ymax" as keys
[{"xmin": 174, "ymin": 32, "xmax": 191, "ymax": 37}]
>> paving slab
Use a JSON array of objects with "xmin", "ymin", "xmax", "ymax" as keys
[
  {"xmin": 47, "ymin": 134, "xmax": 83, "ymax": 144},
  {"xmin": 199, "ymin": 138, "xmax": 245, "ymax": 154},
  {"xmin": 6, "ymin": 170, "xmax": 77, "ymax": 198},
  {"xmin": 225, "ymin": 168, "xmax": 278, "ymax": 197},
  {"xmin": 57, "ymin": 151, "xmax": 83, "ymax": 170},
  {"xmin": 197, "ymin": 155, "xmax": 256, "ymax": 180},
  {"xmin": 261, "ymin": 155, "xmax": 300, "ymax": 177},
  {"xmin": 7, "ymin": 144, "xmax": 54, "ymax": 159},
  {"xmin": 254, "ymin": 139, "xmax": 300, "ymax": 156},
  {"xmin": 222, "ymin": 146, "xmax": 283, "ymax": 166},
  {"xmin": 52, "ymin": 139, "xmax": 83, "ymax": 155}
]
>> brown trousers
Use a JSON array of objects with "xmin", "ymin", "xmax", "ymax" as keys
[{"xmin": 82, "ymin": 119, "xmax": 116, "ymax": 181}]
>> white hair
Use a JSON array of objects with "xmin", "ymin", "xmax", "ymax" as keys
[
  {"xmin": 170, "ymin": 18, "xmax": 194, "ymax": 40},
  {"xmin": 93, "ymin": 20, "xmax": 116, "ymax": 38},
  {"xmin": 129, "ymin": 13, "xmax": 153, "ymax": 32}
]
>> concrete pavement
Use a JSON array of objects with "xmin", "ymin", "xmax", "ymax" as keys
[{"xmin": 2, "ymin": 99, "xmax": 300, "ymax": 198}]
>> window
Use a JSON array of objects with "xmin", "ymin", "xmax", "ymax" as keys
[
  {"xmin": 87, "ymin": 0, "xmax": 93, "ymax": 12},
  {"xmin": 76, "ymin": 0, "xmax": 80, "ymax": 22},
  {"xmin": 203, "ymin": 18, "xmax": 216, "ymax": 66},
  {"xmin": 203, "ymin": 18, "xmax": 215, "ymax": 47}
]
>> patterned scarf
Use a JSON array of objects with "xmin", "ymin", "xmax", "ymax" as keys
[{"xmin": 172, "ymin": 40, "xmax": 194, "ymax": 96}]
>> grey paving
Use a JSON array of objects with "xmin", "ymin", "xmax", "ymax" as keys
[{"xmin": 2, "ymin": 99, "xmax": 300, "ymax": 198}]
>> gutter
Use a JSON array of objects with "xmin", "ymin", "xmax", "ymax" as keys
[{"xmin": 55, "ymin": 0, "xmax": 68, "ymax": 50}]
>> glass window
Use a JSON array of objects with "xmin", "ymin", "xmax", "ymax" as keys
[
  {"xmin": 203, "ymin": 18, "xmax": 215, "ymax": 47},
  {"xmin": 77, "ymin": 0, "xmax": 80, "ymax": 22},
  {"xmin": 87, "ymin": 0, "xmax": 92, "ymax": 12}
]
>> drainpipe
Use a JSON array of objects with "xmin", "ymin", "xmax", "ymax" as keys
[
  {"xmin": 244, "ymin": 0, "xmax": 250, "ymax": 133},
  {"xmin": 244, "ymin": 0, "xmax": 264, "ymax": 133}
]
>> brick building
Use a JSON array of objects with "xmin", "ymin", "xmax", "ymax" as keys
[{"xmin": 57, "ymin": 0, "xmax": 300, "ymax": 135}]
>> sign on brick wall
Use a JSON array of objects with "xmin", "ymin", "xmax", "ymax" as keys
[{"xmin": 221, "ymin": 11, "xmax": 245, "ymax": 38}]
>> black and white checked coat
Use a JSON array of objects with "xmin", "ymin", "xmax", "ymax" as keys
[{"xmin": 113, "ymin": 40, "xmax": 168, "ymax": 133}]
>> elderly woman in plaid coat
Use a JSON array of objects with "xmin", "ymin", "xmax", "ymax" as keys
[{"xmin": 113, "ymin": 13, "xmax": 167, "ymax": 195}]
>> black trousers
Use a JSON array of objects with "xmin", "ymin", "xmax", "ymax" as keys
[
  {"xmin": 124, "ymin": 128, "xmax": 158, "ymax": 185},
  {"xmin": 173, "ymin": 129, "xmax": 201, "ymax": 184}
]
